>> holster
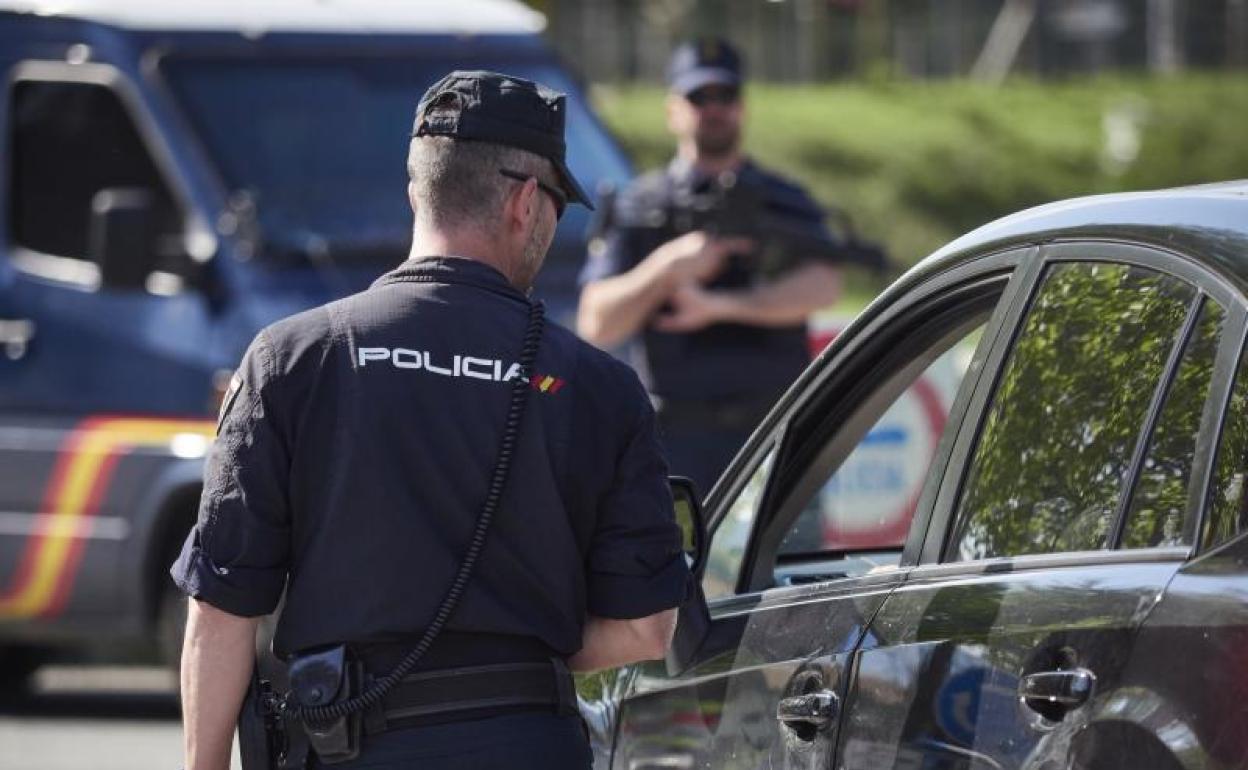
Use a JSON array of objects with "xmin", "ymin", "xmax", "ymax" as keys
[
  {"xmin": 238, "ymin": 664, "xmax": 308, "ymax": 770},
  {"xmin": 288, "ymin": 645, "xmax": 363, "ymax": 765},
  {"xmin": 237, "ymin": 645, "xmax": 363, "ymax": 769}
]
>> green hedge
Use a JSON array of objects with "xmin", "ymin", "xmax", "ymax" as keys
[{"xmin": 592, "ymin": 75, "xmax": 1248, "ymax": 276}]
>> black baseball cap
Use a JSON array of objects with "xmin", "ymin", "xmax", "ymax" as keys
[
  {"xmin": 667, "ymin": 37, "xmax": 744, "ymax": 96},
  {"xmin": 412, "ymin": 70, "xmax": 593, "ymax": 210}
]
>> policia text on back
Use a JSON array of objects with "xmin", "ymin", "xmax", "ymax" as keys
[{"xmin": 237, "ymin": 304, "xmax": 549, "ymax": 768}]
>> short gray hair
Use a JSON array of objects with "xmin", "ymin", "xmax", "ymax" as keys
[{"xmin": 407, "ymin": 135, "xmax": 555, "ymax": 232}]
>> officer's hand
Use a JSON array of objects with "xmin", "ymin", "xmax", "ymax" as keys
[
  {"xmin": 652, "ymin": 282, "xmax": 730, "ymax": 333},
  {"xmin": 653, "ymin": 231, "xmax": 753, "ymax": 286}
]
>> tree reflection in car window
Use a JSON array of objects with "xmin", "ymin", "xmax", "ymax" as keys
[
  {"xmin": 703, "ymin": 445, "xmax": 776, "ymax": 600},
  {"xmin": 1205, "ymin": 342, "xmax": 1248, "ymax": 550},
  {"xmin": 1124, "ymin": 298, "xmax": 1225, "ymax": 549},
  {"xmin": 950, "ymin": 263, "xmax": 1196, "ymax": 561}
]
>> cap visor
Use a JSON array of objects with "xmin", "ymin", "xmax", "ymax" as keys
[
  {"xmin": 671, "ymin": 68, "xmax": 741, "ymax": 96},
  {"xmin": 556, "ymin": 160, "xmax": 595, "ymax": 211}
]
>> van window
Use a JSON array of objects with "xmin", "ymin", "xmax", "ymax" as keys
[
  {"xmin": 8, "ymin": 80, "xmax": 183, "ymax": 266},
  {"xmin": 160, "ymin": 55, "xmax": 631, "ymax": 266}
]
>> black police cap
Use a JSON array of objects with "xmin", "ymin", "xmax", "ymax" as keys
[
  {"xmin": 667, "ymin": 37, "xmax": 744, "ymax": 96},
  {"xmin": 413, "ymin": 70, "xmax": 593, "ymax": 210}
]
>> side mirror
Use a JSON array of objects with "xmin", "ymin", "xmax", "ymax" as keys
[
  {"xmin": 670, "ymin": 476, "xmax": 708, "ymax": 577},
  {"xmin": 666, "ymin": 476, "xmax": 711, "ymax": 677},
  {"xmin": 88, "ymin": 187, "xmax": 158, "ymax": 291}
]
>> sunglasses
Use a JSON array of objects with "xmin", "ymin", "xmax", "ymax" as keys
[
  {"xmin": 686, "ymin": 86, "xmax": 741, "ymax": 108},
  {"xmin": 499, "ymin": 169, "xmax": 567, "ymax": 220}
]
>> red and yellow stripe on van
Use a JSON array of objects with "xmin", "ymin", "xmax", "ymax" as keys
[{"xmin": 0, "ymin": 416, "xmax": 215, "ymax": 620}]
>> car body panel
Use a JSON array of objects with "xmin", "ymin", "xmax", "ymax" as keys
[
  {"xmin": 840, "ymin": 555, "xmax": 1184, "ymax": 770},
  {"xmin": 609, "ymin": 186, "xmax": 1248, "ymax": 770},
  {"xmin": 609, "ymin": 572, "xmax": 902, "ymax": 770}
]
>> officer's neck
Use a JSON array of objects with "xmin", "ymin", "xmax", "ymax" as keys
[
  {"xmin": 409, "ymin": 228, "xmax": 520, "ymax": 287},
  {"xmin": 678, "ymin": 144, "xmax": 744, "ymax": 178}
]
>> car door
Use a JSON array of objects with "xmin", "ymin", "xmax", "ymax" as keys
[
  {"xmin": 598, "ymin": 248, "xmax": 1029, "ymax": 770},
  {"xmin": 834, "ymin": 242, "xmax": 1240, "ymax": 770}
]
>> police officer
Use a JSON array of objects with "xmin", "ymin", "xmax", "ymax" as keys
[
  {"xmin": 577, "ymin": 38, "xmax": 842, "ymax": 495},
  {"xmin": 172, "ymin": 71, "xmax": 691, "ymax": 770}
]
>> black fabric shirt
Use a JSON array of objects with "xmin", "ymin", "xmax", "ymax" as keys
[
  {"xmin": 172, "ymin": 257, "xmax": 690, "ymax": 658},
  {"xmin": 580, "ymin": 158, "xmax": 836, "ymax": 406}
]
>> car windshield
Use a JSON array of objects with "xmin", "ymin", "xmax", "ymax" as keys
[{"xmin": 161, "ymin": 53, "xmax": 630, "ymax": 265}]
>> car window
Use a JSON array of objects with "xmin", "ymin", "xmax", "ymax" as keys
[
  {"xmin": 8, "ymin": 79, "xmax": 185, "ymax": 267},
  {"xmin": 1122, "ymin": 298, "xmax": 1225, "ymax": 549},
  {"xmin": 773, "ymin": 324, "xmax": 985, "ymax": 582},
  {"xmin": 948, "ymin": 262, "xmax": 1197, "ymax": 561},
  {"xmin": 1204, "ymin": 336, "xmax": 1248, "ymax": 551},
  {"xmin": 703, "ymin": 445, "xmax": 776, "ymax": 601}
]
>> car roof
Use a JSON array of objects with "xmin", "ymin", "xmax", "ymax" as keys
[
  {"xmin": 918, "ymin": 180, "xmax": 1248, "ymax": 287},
  {"xmin": 0, "ymin": 0, "xmax": 545, "ymax": 35}
]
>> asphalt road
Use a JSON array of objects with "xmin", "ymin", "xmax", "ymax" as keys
[{"xmin": 0, "ymin": 666, "xmax": 240, "ymax": 770}]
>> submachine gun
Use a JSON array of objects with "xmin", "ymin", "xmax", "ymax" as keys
[{"xmin": 588, "ymin": 170, "xmax": 890, "ymax": 280}]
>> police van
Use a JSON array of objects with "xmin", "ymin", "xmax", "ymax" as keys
[{"xmin": 0, "ymin": 0, "xmax": 632, "ymax": 686}]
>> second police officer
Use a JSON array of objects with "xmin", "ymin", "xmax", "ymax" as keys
[
  {"xmin": 172, "ymin": 71, "xmax": 693, "ymax": 770},
  {"xmin": 578, "ymin": 38, "xmax": 844, "ymax": 496}
]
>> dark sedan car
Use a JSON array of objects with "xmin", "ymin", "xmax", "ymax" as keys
[{"xmin": 580, "ymin": 181, "xmax": 1248, "ymax": 770}]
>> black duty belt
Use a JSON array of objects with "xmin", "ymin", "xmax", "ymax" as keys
[{"xmin": 362, "ymin": 657, "xmax": 578, "ymax": 735}]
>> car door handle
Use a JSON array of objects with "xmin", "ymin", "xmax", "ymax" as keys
[
  {"xmin": 0, "ymin": 319, "xmax": 35, "ymax": 361},
  {"xmin": 776, "ymin": 689, "xmax": 839, "ymax": 730},
  {"xmin": 1019, "ymin": 669, "xmax": 1095, "ymax": 711}
]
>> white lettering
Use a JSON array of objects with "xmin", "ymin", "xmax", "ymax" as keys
[
  {"xmin": 392, "ymin": 348, "xmax": 422, "ymax": 369},
  {"xmin": 356, "ymin": 347, "xmax": 550, "ymax": 390},
  {"xmin": 423, "ymin": 351, "xmax": 453, "ymax": 376},
  {"xmin": 501, "ymin": 362, "xmax": 524, "ymax": 383},
  {"xmin": 358, "ymin": 348, "xmax": 390, "ymax": 367},
  {"xmin": 462, "ymin": 356, "xmax": 495, "ymax": 381}
]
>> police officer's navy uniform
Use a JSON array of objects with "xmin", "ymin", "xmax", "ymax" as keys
[
  {"xmin": 580, "ymin": 39, "xmax": 838, "ymax": 496},
  {"xmin": 172, "ymin": 72, "xmax": 691, "ymax": 769},
  {"xmin": 581, "ymin": 159, "xmax": 836, "ymax": 496}
]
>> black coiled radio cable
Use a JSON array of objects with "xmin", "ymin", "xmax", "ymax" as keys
[{"xmin": 291, "ymin": 299, "xmax": 545, "ymax": 727}]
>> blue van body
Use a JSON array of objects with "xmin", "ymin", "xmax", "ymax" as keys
[{"xmin": 0, "ymin": 3, "xmax": 629, "ymax": 669}]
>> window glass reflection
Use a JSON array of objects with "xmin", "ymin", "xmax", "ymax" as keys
[
  {"xmin": 778, "ymin": 327, "xmax": 983, "ymax": 562},
  {"xmin": 950, "ymin": 262, "xmax": 1195, "ymax": 561},
  {"xmin": 703, "ymin": 445, "xmax": 776, "ymax": 600},
  {"xmin": 1124, "ymin": 299, "xmax": 1224, "ymax": 549},
  {"xmin": 1205, "ymin": 340, "xmax": 1248, "ymax": 550}
]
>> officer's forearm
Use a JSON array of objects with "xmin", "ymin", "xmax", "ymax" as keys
[
  {"xmin": 182, "ymin": 598, "xmax": 261, "ymax": 770},
  {"xmin": 577, "ymin": 256, "xmax": 675, "ymax": 348},
  {"xmin": 715, "ymin": 262, "xmax": 841, "ymax": 327},
  {"xmin": 568, "ymin": 610, "xmax": 677, "ymax": 672}
]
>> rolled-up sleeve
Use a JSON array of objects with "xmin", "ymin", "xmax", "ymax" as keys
[
  {"xmin": 171, "ymin": 332, "xmax": 290, "ymax": 617},
  {"xmin": 586, "ymin": 397, "xmax": 691, "ymax": 619}
]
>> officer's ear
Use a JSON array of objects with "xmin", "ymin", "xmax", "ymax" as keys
[
  {"xmin": 503, "ymin": 175, "xmax": 542, "ymax": 233},
  {"xmin": 407, "ymin": 180, "xmax": 419, "ymax": 215}
]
